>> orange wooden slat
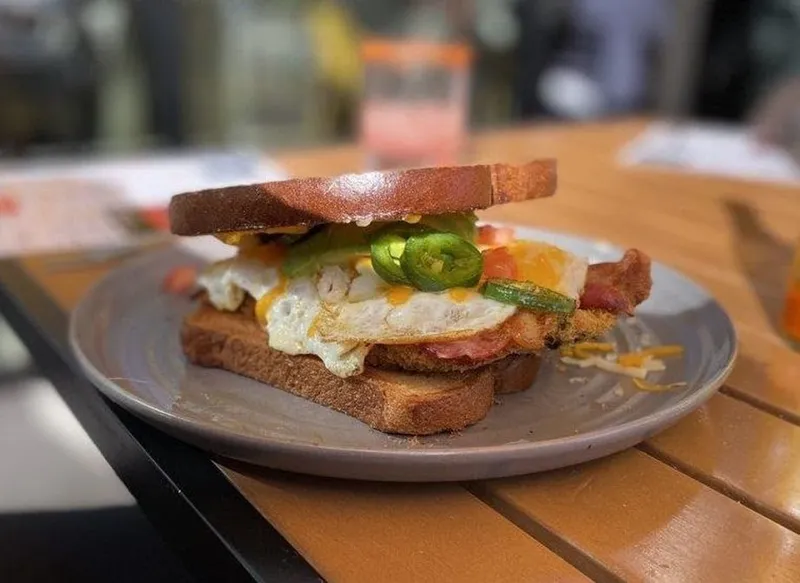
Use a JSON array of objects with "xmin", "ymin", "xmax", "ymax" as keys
[
  {"xmin": 19, "ymin": 254, "xmax": 126, "ymax": 312},
  {"xmin": 473, "ymin": 449, "xmax": 800, "ymax": 583},
  {"xmin": 226, "ymin": 467, "xmax": 588, "ymax": 583},
  {"xmin": 643, "ymin": 392, "xmax": 800, "ymax": 531}
]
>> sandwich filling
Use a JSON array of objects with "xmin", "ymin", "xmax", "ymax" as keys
[{"xmin": 196, "ymin": 214, "xmax": 650, "ymax": 378}]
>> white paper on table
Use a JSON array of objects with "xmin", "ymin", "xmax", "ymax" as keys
[
  {"xmin": 0, "ymin": 150, "xmax": 286, "ymax": 259},
  {"xmin": 618, "ymin": 121, "xmax": 800, "ymax": 185}
]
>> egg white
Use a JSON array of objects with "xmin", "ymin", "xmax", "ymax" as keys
[
  {"xmin": 317, "ymin": 291, "xmax": 516, "ymax": 344},
  {"xmin": 266, "ymin": 276, "xmax": 369, "ymax": 377},
  {"xmin": 197, "ymin": 256, "xmax": 281, "ymax": 311}
]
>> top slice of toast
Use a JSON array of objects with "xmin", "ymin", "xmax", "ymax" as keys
[{"xmin": 169, "ymin": 159, "xmax": 556, "ymax": 236}]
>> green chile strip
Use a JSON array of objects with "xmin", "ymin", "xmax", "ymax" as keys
[{"xmin": 480, "ymin": 278, "xmax": 576, "ymax": 313}]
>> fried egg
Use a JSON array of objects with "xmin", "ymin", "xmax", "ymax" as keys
[
  {"xmin": 315, "ymin": 261, "xmax": 516, "ymax": 345},
  {"xmin": 507, "ymin": 241, "xmax": 588, "ymax": 300},
  {"xmin": 313, "ymin": 243, "xmax": 588, "ymax": 345}
]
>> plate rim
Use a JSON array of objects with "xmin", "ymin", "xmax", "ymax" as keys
[{"xmin": 68, "ymin": 227, "xmax": 738, "ymax": 464}]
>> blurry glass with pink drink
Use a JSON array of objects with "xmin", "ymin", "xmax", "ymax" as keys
[{"xmin": 359, "ymin": 39, "xmax": 472, "ymax": 170}]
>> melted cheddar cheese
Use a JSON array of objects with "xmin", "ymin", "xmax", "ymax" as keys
[
  {"xmin": 255, "ymin": 276, "xmax": 287, "ymax": 325},
  {"xmin": 385, "ymin": 286, "xmax": 414, "ymax": 306},
  {"xmin": 448, "ymin": 288, "xmax": 473, "ymax": 303},
  {"xmin": 239, "ymin": 243, "xmax": 287, "ymax": 266}
]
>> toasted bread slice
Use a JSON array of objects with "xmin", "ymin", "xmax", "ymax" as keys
[
  {"xmin": 180, "ymin": 303, "xmax": 541, "ymax": 435},
  {"xmin": 169, "ymin": 159, "xmax": 556, "ymax": 236}
]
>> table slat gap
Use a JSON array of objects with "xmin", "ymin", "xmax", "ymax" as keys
[
  {"xmin": 636, "ymin": 443, "xmax": 800, "ymax": 534},
  {"xmin": 640, "ymin": 391, "xmax": 800, "ymax": 536},
  {"xmin": 477, "ymin": 449, "xmax": 800, "ymax": 582},
  {"xmin": 466, "ymin": 483, "xmax": 625, "ymax": 583},
  {"xmin": 719, "ymin": 385, "xmax": 800, "ymax": 427},
  {"xmin": 223, "ymin": 467, "xmax": 590, "ymax": 583}
]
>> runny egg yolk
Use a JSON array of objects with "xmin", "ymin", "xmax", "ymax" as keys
[
  {"xmin": 239, "ymin": 243, "xmax": 286, "ymax": 266},
  {"xmin": 448, "ymin": 288, "xmax": 473, "ymax": 303},
  {"xmin": 255, "ymin": 276, "xmax": 287, "ymax": 325},
  {"xmin": 508, "ymin": 242, "xmax": 567, "ymax": 291},
  {"xmin": 386, "ymin": 286, "xmax": 414, "ymax": 306}
]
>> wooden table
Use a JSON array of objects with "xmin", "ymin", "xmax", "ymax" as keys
[{"xmin": 2, "ymin": 120, "xmax": 800, "ymax": 582}]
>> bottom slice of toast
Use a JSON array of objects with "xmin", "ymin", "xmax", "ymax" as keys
[{"xmin": 180, "ymin": 303, "xmax": 541, "ymax": 435}]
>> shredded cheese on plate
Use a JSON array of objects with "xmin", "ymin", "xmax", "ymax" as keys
[{"xmin": 560, "ymin": 343, "xmax": 685, "ymax": 389}]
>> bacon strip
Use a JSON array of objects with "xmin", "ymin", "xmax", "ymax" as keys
[
  {"xmin": 578, "ymin": 249, "xmax": 652, "ymax": 315},
  {"xmin": 426, "ymin": 329, "xmax": 510, "ymax": 360}
]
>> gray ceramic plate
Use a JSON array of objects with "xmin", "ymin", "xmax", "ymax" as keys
[{"xmin": 69, "ymin": 227, "xmax": 737, "ymax": 482}]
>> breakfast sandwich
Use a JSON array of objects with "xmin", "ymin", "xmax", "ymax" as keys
[{"xmin": 169, "ymin": 160, "xmax": 652, "ymax": 435}]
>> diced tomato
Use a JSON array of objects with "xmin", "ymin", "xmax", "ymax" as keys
[
  {"xmin": 162, "ymin": 265, "xmax": 197, "ymax": 295},
  {"xmin": 425, "ymin": 330, "xmax": 510, "ymax": 360},
  {"xmin": 477, "ymin": 225, "xmax": 515, "ymax": 246},
  {"xmin": 482, "ymin": 246, "xmax": 517, "ymax": 279}
]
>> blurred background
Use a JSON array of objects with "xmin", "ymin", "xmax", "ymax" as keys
[
  {"xmin": 0, "ymin": 0, "xmax": 797, "ymax": 157},
  {"xmin": 2, "ymin": 0, "xmax": 800, "ymax": 581}
]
